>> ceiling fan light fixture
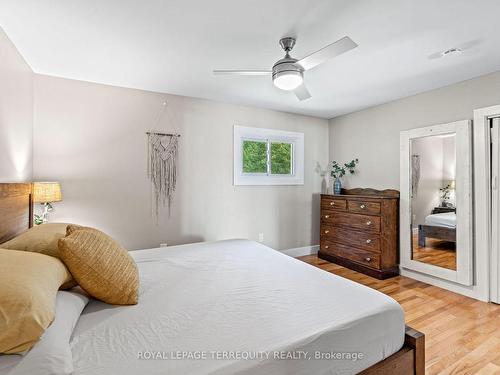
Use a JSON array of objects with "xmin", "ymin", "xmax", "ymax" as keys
[
  {"xmin": 273, "ymin": 70, "xmax": 303, "ymax": 91},
  {"xmin": 213, "ymin": 35, "xmax": 357, "ymax": 100}
]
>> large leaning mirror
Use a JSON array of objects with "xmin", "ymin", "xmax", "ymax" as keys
[
  {"xmin": 400, "ymin": 120, "xmax": 473, "ymax": 285},
  {"xmin": 411, "ymin": 134, "xmax": 457, "ymax": 270}
]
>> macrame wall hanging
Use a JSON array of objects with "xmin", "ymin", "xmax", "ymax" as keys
[
  {"xmin": 146, "ymin": 100, "xmax": 180, "ymax": 219},
  {"xmin": 411, "ymin": 154, "xmax": 420, "ymax": 198}
]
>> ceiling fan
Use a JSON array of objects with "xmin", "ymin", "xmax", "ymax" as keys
[{"xmin": 213, "ymin": 36, "xmax": 357, "ymax": 101}]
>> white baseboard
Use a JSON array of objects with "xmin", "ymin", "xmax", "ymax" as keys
[
  {"xmin": 400, "ymin": 267, "xmax": 488, "ymax": 302},
  {"xmin": 280, "ymin": 245, "xmax": 319, "ymax": 258}
]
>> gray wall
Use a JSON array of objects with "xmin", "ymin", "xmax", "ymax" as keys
[
  {"xmin": 328, "ymin": 70, "xmax": 500, "ymax": 189},
  {"xmin": 411, "ymin": 136, "xmax": 444, "ymax": 227},
  {"xmin": 0, "ymin": 28, "xmax": 33, "ymax": 182},
  {"xmin": 33, "ymin": 75, "xmax": 329, "ymax": 250}
]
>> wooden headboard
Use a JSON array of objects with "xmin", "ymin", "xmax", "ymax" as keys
[{"xmin": 0, "ymin": 183, "xmax": 33, "ymax": 243}]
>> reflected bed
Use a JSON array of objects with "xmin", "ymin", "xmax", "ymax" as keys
[{"xmin": 418, "ymin": 212, "xmax": 456, "ymax": 247}]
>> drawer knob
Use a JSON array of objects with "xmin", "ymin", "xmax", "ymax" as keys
[
  {"xmin": 325, "ymin": 245, "xmax": 329, "ymax": 249},
  {"xmin": 324, "ymin": 215, "xmax": 330, "ymax": 219},
  {"xmin": 324, "ymin": 230, "xmax": 330, "ymax": 234},
  {"xmin": 330, "ymin": 201, "xmax": 335, "ymax": 206},
  {"xmin": 366, "ymin": 221, "xmax": 372, "ymax": 226},
  {"xmin": 366, "ymin": 239, "xmax": 372, "ymax": 244},
  {"xmin": 360, "ymin": 204, "xmax": 366, "ymax": 209},
  {"xmin": 365, "ymin": 257, "xmax": 372, "ymax": 262}
]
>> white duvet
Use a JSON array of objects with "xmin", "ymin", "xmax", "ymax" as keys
[
  {"xmin": 69, "ymin": 240, "xmax": 404, "ymax": 375},
  {"xmin": 425, "ymin": 212, "xmax": 456, "ymax": 228}
]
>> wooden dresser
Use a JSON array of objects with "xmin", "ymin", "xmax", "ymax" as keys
[{"xmin": 319, "ymin": 188, "xmax": 399, "ymax": 279}]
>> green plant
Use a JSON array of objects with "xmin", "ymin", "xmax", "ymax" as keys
[
  {"xmin": 34, "ymin": 214, "xmax": 44, "ymax": 225},
  {"xmin": 33, "ymin": 202, "xmax": 54, "ymax": 225},
  {"xmin": 440, "ymin": 184, "xmax": 452, "ymax": 202},
  {"xmin": 330, "ymin": 158, "xmax": 359, "ymax": 179}
]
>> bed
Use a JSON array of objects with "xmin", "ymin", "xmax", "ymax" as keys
[
  {"xmin": 418, "ymin": 212, "xmax": 456, "ymax": 247},
  {"xmin": 0, "ymin": 183, "xmax": 424, "ymax": 375}
]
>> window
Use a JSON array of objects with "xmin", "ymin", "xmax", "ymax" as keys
[
  {"xmin": 242, "ymin": 140, "xmax": 267, "ymax": 173},
  {"xmin": 234, "ymin": 126, "xmax": 304, "ymax": 185},
  {"xmin": 270, "ymin": 142, "xmax": 292, "ymax": 175}
]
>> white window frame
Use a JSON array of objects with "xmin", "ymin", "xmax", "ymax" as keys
[{"xmin": 234, "ymin": 125, "xmax": 304, "ymax": 186}]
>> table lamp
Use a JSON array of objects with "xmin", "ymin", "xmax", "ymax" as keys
[{"xmin": 33, "ymin": 182, "xmax": 62, "ymax": 224}]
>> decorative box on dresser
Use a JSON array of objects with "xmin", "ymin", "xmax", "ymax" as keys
[{"xmin": 319, "ymin": 188, "xmax": 400, "ymax": 279}]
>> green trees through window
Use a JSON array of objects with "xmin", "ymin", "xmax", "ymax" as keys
[
  {"xmin": 242, "ymin": 140, "xmax": 267, "ymax": 173},
  {"xmin": 270, "ymin": 142, "xmax": 292, "ymax": 174},
  {"xmin": 242, "ymin": 140, "xmax": 292, "ymax": 175}
]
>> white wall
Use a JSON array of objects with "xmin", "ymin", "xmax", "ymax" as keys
[
  {"xmin": 410, "ymin": 136, "xmax": 444, "ymax": 227},
  {"xmin": 442, "ymin": 136, "xmax": 456, "ymax": 206},
  {"xmin": 328, "ymin": 70, "xmax": 500, "ymax": 189},
  {"xmin": 410, "ymin": 135, "xmax": 456, "ymax": 226},
  {"xmin": 33, "ymin": 75, "xmax": 329, "ymax": 250},
  {"xmin": 442, "ymin": 136, "xmax": 456, "ymax": 182},
  {"xmin": 0, "ymin": 28, "xmax": 33, "ymax": 182}
]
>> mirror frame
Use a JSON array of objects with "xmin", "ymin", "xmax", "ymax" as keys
[{"xmin": 400, "ymin": 120, "xmax": 473, "ymax": 285}]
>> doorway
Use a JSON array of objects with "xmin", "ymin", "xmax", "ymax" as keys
[{"xmin": 490, "ymin": 118, "xmax": 500, "ymax": 303}]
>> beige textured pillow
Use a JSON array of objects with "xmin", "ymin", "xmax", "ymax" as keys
[
  {"xmin": 58, "ymin": 227, "xmax": 139, "ymax": 305},
  {"xmin": 65, "ymin": 223, "xmax": 87, "ymax": 236},
  {"xmin": 0, "ymin": 249, "xmax": 73, "ymax": 354},
  {"xmin": 1, "ymin": 223, "xmax": 69, "ymax": 258}
]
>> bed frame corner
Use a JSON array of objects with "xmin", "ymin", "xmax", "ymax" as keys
[
  {"xmin": 404, "ymin": 325, "xmax": 425, "ymax": 375},
  {"xmin": 360, "ymin": 325, "xmax": 425, "ymax": 375}
]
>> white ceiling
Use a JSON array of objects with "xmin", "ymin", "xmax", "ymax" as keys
[{"xmin": 1, "ymin": 0, "xmax": 500, "ymax": 119}]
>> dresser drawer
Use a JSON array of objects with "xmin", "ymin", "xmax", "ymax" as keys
[
  {"xmin": 330, "ymin": 212, "xmax": 381, "ymax": 233},
  {"xmin": 348, "ymin": 200, "xmax": 381, "ymax": 215},
  {"xmin": 320, "ymin": 210, "xmax": 337, "ymax": 224},
  {"xmin": 321, "ymin": 226, "xmax": 380, "ymax": 252},
  {"xmin": 321, "ymin": 241, "xmax": 381, "ymax": 269},
  {"xmin": 321, "ymin": 197, "xmax": 346, "ymax": 211},
  {"xmin": 320, "ymin": 239, "xmax": 335, "ymax": 252}
]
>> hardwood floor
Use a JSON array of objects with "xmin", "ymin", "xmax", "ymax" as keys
[
  {"xmin": 298, "ymin": 255, "xmax": 500, "ymax": 375},
  {"xmin": 412, "ymin": 234, "xmax": 457, "ymax": 271}
]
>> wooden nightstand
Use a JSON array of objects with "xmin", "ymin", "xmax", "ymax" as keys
[{"xmin": 431, "ymin": 206, "xmax": 456, "ymax": 214}]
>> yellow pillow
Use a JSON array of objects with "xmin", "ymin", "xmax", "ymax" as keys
[
  {"xmin": 65, "ymin": 223, "xmax": 86, "ymax": 236},
  {"xmin": 1, "ymin": 223, "xmax": 70, "ymax": 258},
  {"xmin": 0, "ymin": 249, "xmax": 73, "ymax": 354},
  {"xmin": 58, "ymin": 227, "xmax": 139, "ymax": 305}
]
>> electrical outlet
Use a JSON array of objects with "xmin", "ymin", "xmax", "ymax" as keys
[
  {"xmin": 160, "ymin": 243, "xmax": 168, "ymax": 247},
  {"xmin": 258, "ymin": 233, "xmax": 264, "ymax": 242}
]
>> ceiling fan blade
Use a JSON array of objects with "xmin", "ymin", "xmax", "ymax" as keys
[
  {"xmin": 294, "ymin": 84, "xmax": 312, "ymax": 101},
  {"xmin": 297, "ymin": 36, "xmax": 357, "ymax": 71},
  {"xmin": 213, "ymin": 70, "xmax": 272, "ymax": 76}
]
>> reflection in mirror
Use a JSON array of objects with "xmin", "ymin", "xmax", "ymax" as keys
[{"xmin": 410, "ymin": 133, "xmax": 456, "ymax": 270}]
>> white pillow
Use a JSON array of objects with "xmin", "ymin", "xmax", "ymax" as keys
[
  {"xmin": 0, "ymin": 355, "xmax": 19, "ymax": 375},
  {"xmin": 5, "ymin": 290, "xmax": 89, "ymax": 375}
]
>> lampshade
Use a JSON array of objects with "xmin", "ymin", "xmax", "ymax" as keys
[
  {"xmin": 273, "ymin": 70, "xmax": 303, "ymax": 91},
  {"xmin": 33, "ymin": 182, "xmax": 62, "ymax": 203}
]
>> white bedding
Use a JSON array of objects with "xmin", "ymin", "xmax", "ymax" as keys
[
  {"xmin": 424, "ymin": 212, "xmax": 456, "ymax": 228},
  {"xmin": 0, "ymin": 290, "xmax": 89, "ymax": 375},
  {"xmin": 69, "ymin": 240, "xmax": 404, "ymax": 375}
]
